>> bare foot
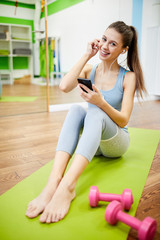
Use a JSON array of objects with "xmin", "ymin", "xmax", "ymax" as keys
[
  {"xmin": 39, "ymin": 181, "xmax": 76, "ymax": 223},
  {"xmin": 26, "ymin": 179, "xmax": 60, "ymax": 219}
]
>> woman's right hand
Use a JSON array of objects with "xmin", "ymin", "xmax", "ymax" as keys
[
  {"xmin": 86, "ymin": 39, "xmax": 100, "ymax": 59},
  {"xmin": 59, "ymin": 39, "xmax": 100, "ymax": 93}
]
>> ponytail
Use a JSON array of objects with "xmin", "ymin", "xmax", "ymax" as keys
[
  {"xmin": 108, "ymin": 21, "xmax": 147, "ymax": 99},
  {"xmin": 127, "ymin": 26, "xmax": 147, "ymax": 99}
]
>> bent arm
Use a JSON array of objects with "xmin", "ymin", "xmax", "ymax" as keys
[
  {"xmin": 59, "ymin": 39, "xmax": 100, "ymax": 93},
  {"xmin": 79, "ymin": 71, "xmax": 136, "ymax": 128},
  {"xmin": 98, "ymin": 72, "xmax": 136, "ymax": 128},
  {"xmin": 59, "ymin": 54, "xmax": 90, "ymax": 93}
]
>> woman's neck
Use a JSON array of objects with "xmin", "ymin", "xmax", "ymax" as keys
[{"xmin": 98, "ymin": 60, "xmax": 120, "ymax": 74}]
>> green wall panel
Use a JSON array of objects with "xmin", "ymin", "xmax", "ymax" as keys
[
  {"xmin": 0, "ymin": 57, "xmax": 9, "ymax": 69},
  {"xmin": 13, "ymin": 57, "xmax": 28, "ymax": 69},
  {"xmin": 41, "ymin": 0, "xmax": 85, "ymax": 18},
  {"xmin": 0, "ymin": 0, "xmax": 35, "ymax": 9}
]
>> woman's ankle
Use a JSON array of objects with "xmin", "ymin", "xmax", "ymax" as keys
[{"xmin": 59, "ymin": 175, "xmax": 77, "ymax": 193}]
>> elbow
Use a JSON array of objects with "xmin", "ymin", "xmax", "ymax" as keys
[
  {"xmin": 59, "ymin": 82, "xmax": 69, "ymax": 93},
  {"xmin": 119, "ymin": 117, "xmax": 129, "ymax": 128},
  {"xmin": 119, "ymin": 122, "xmax": 128, "ymax": 128}
]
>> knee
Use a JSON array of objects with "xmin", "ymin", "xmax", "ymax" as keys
[
  {"xmin": 86, "ymin": 108, "xmax": 107, "ymax": 122},
  {"xmin": 69, "ymin": 104, "xmax": 86, "ymax": 116}
]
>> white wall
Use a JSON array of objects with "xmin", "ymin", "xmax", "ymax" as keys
[
  {"xmin": 0, "ymin": 4, "xmax": 34, "ymax": 20},
  {"xmin": 40, "ymin": 0, "xmax": 132, "ymax": 72},
  {"xmin": 141, "ymin": 0, "xmax": 160, "ymax": 95}
]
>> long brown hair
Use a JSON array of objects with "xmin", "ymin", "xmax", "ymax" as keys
[{"xmin": 108, "ymin": 21, "xmax": 147, "ymax": 99}]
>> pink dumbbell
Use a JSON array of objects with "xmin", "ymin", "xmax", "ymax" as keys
[
  {"xmin": 105, "ymin": 201, "xmax": 157, "ymax": 240},
  {"xmin": 89, "ymin": 186, "xmax": 133, "ymax": 210}
]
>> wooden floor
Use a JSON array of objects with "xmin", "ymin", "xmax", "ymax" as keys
[
  {"xmin": 0, "ymin": 84, "xmax": 160, "ymax": 239},
  {"xmin": 0, "ymin": 84, "xmax": 83, "ymax": 116}
]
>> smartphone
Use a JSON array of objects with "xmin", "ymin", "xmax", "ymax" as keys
[{"xmin": 77, "ymin": 78, "xmax": 93, "ymax": 93}]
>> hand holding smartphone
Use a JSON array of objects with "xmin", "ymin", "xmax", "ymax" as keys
[{"xmin": 77, "ymin": 78, "xmax": 93, "ymax": 93}]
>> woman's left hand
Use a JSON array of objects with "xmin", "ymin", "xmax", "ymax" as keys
[{"xmin": 78, "ymin": 84, "xmax": 104, "ymax": 107}]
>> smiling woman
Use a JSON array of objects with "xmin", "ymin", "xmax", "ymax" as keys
[
  {"xmin": 26, "ymin": 21, "xmax": 147, "ymax": 224},
  {"xmin": 100, "ymin": 31, "xmax": 124, "ymax": 58}
]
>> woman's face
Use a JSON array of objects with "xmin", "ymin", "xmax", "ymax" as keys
[{"xmin": 99, "ymin": 28, "xmax": 124, "ymax": 61}]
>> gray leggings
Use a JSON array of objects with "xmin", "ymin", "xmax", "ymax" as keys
[{"xmin": 56, "ymin": 105, "xmax": 130, "ymax": 162}]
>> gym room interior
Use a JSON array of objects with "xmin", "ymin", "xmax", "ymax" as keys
[{"xmin": 0, "ymin": 1, "xmax": 160, "ymax": 240}]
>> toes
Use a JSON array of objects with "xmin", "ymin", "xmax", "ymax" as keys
[
  {"xmin": 40, "ymin": 211, "xmax": 65, "ymax": 223},
  {"xmin": 26, "ymin": 206, "xmax": 36, "ymax": 217},
  {"xmin": 40, "ymin": 211, "xmax": 48, "ymax": 223},
  {"xmin": 52, "ymin": 212, "xmax": 64, "ymax": 223},
  {"xmin": 27, "ymin": 208, "xmax": 41, "ymax": 218},
  {"xmin": 26, "ymin": 204, "xmax": 45, "ymax": 219},
  {"xmin": 27, "ymin": 200, "xmax": 35, "ymax": 209},
  {"xmin": 26, "ymin": 211, "xmax": 35, "ymax": 218},
  {"xmin": 26, "ymin": 203, "xmax": 34, "ymax": 212},
  {"xmin": 57, "ymin": 214, "xmax": 62, "ymax": 222},
  {"xmin": 46, "ymin": 213, "xmax": 52, "ymax": 224},
  {"xmin": 26, "ymin": 200, "xmax": 37, "ymax": 216},
  {"xmin": 59, "ymin": 211, "xmax": 66, "ymax": 221},
  {"xmin": 51, "ymin": 213, "xmax": 58, "ymax": 223},
  {"xmin": 27, "ymin": 205, "xmax": 32, "ymax": 211}
]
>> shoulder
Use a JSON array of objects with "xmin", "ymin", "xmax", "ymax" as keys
[{"xmin": 123, "ymin": 71, "xmax": 136, "ymax": 91}]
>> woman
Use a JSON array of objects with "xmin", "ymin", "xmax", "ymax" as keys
[{"xmin": 26, "ymin": 21, "xmax": 146, "ymax": 223}]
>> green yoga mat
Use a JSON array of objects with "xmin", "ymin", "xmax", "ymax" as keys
[
  {"xmin": 0, "ymin": 96, "xmax": 37, "ymax": 102},
  {"xmin": 0, "ymin": 128, "xmax": 159, "ymax": 240}
]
